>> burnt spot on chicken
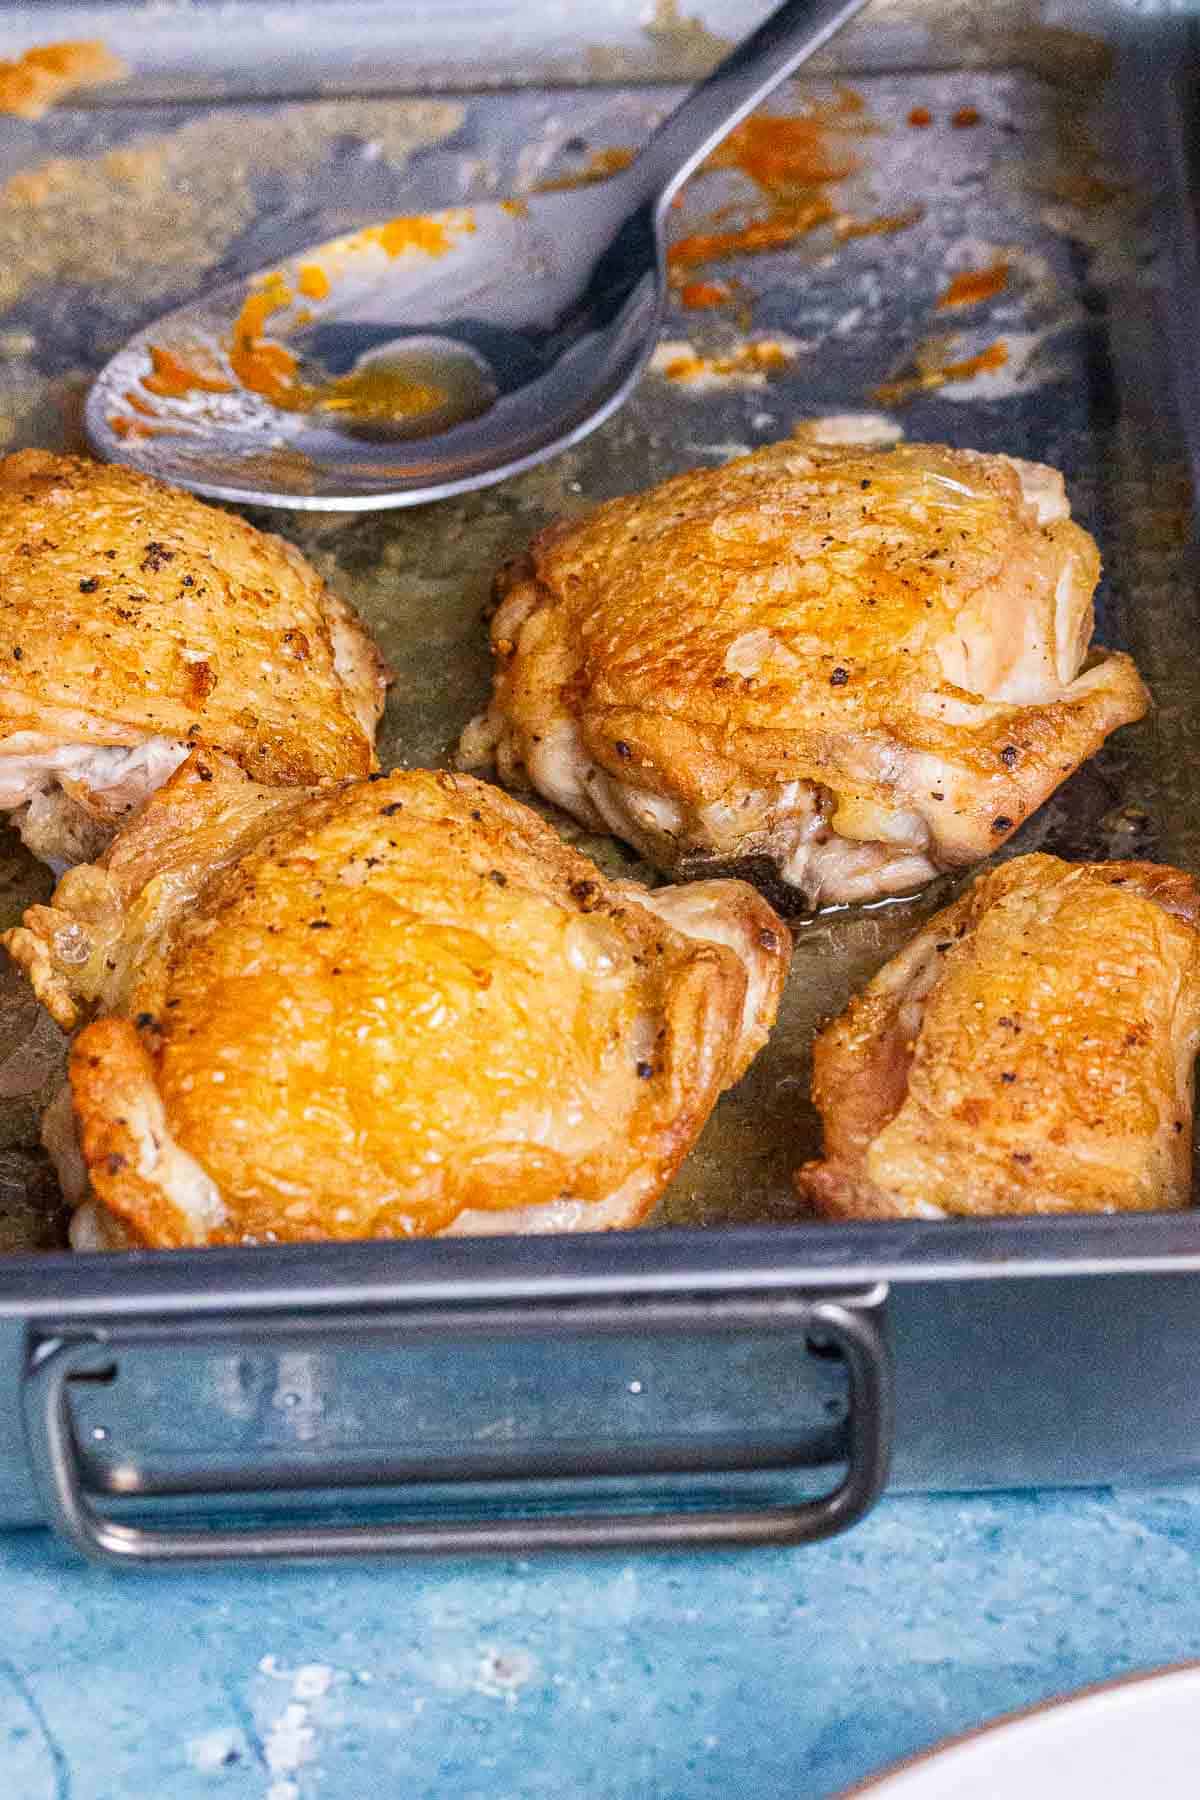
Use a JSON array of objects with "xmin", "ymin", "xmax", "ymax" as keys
[
  {"xmin": 677, "ymin": 850, "xmax": 816, "ymax": 918},
  {"xmin": 185, "ymin": 657, "xmax": 217, "ymax": 704},
  {"xmin": 569, "ymin": 878, "xmax": 602, "ymax": 912}
]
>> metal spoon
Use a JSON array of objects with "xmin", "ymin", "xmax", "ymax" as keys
[{"xmin": 86, "ymin": 0, "xmax": 869, "ymax": 511}]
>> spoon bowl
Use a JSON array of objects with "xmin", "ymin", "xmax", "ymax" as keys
[
  {"xmin": 85, "ymin": 0, "xmax": 868, "ymax": 510},
  {"xmin": 87, "ymin": 183, "xmax": 657, "ymax": 508}
]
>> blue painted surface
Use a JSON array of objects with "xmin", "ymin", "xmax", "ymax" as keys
[{"xmin": 1, "ymin": 1487, "xmax": 1200, "ymax": 1797}]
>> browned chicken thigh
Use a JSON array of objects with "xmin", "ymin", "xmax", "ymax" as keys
[
  {"xmin": 796, "ymin": 855, "xmax": 1200, "ymax": 1218},
  {"xmin": 5, "ymin": 752, "xmax": 789, "ymax": 1248},
  {"xmin": 0, "ymin": 452, "xmax": 386, "ymax": 868},
  {"xmin": 460, "ymin": 441, "xmax": 1148, "ymax": 909}
]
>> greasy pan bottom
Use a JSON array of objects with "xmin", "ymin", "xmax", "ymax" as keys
[{"xmin": 0, "ymin": 32, "xmax": 1193, "ymax": 1250}]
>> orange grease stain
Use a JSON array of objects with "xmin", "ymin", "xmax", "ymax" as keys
[
  {"xmin": 833, "ymin": 207, "xmax": 923, "ymax": 240},
  {"xmin": 661, "ymin": 340, "xmax": 794, "ymax": 383},
  {"xmin": 234, "ymin": 272, "xmax": 293, "ymax": 341},
  {"xmin": 228, "ymin": 272, "xmax": 299, "ymax": 406},
  {"xmin": 679, "ymin": 280, "xmax": 731, "ymax": 310},
  {"xmin": 666, "ymin": 98, "xmax": 879, "ymax": 278},
  {"xmin": 943, "ymin": 341, "xmax": 1008, "ymax": 378},
  {"xmin": 233, "ymin": 273, "xmax": 448, "ymax": 420},
  {"xmin": 108, "ymin": 414, "xmax": 160, "ymax": 440},
  {"xmin": 0, "ymin": 39, "xmax": 126, "ymax": 119},
  {"xmin": 704, "ymin": 114, "xmax": 859, "ymax": 192},
  {"xmin": 145, "ymin": 264, "xmax": 449, "ymax": 426},
  {"xmin": 297, "ymin": 263, "xmax": 330, "ymax": 300},
  {"xmin": 872, "ymin": 341, "xmax": 1008, "ymax": 407},
  {"xmin": 908, "ymin": 106, "xmax": 932, "ymax": 127},
  {"xmin": 936, "ymin": 260, "xmax": 1010, "ymax": 309},
  {"xmin": 230, "ymin": 339, "xmax": 299, "ymax": 406},
  {"xmin": 952, "ymin": 106, "xmax": 982, "ymax": 128},
  {"xmin": 138, "ymin": 210, "xmax": 463, "ymax": 431},
  {"xmin": 347, "ymin": 211, "xmax": 474, "ymax": 258},
  {"xmin": 141, "ymin": 344, "xmax": 233, "ymax": 399},
  {"xmin": 668, "ymin": 200, "xmax": 835, "ymax": 273},
  {"xmin": 315, "ymin": 366, "xmax": 447, "ymax": 422}
]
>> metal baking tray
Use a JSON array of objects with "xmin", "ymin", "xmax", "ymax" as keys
[{"xmin": 0, "ymin": 0, "xmax": 1197, "ymax": 1563}]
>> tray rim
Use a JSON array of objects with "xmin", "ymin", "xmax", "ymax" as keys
[{"xmin": 8, "ymin": 1211, "xmax": 1200, "ymax": 1323}]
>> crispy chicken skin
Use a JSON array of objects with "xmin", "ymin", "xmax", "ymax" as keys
[
  {"xmin": 0, "ymin": 451, "xmax": 386, "ymax": 867},
  {"xmin": 7, "ymin": 751, "xmax": 789, "ymax": 1248},
  {"xmin": 796, "ymin": 855, "xmax": 1200, "ymax": 1219},
  {"xmin": 459, "ymin": 441, "xmax": 1149, "ymax": 910}
]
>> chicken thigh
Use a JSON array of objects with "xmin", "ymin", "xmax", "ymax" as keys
[
  {"xmin": 0, "ymin": 451, "xmax": 386, "ymax": 868},
  {"xmin": 796, "ymin": 855, "xmax": 1200, "ymax": 1218},
  {"xmin": 460, "ymin": 441, "xmax": 1148, "ymax": 909},
  {"xmin": 5, "ymin": 752, "xmax": 789, "ymax": 1248}
]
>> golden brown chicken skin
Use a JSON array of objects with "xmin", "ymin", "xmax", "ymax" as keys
[
  {"xmin": 460, "ymin": 441, "xmax": 1149, "ymax": 910},
  {"xmin": 0, "ymin": 451, "xmax": 386, "ymax": 868},
  {"xmin": 796, "ymin": 855, "xmax": 1200, "ymax": 1219},
  {"xmin": 5, "ymin": 752, "xmax": 789, "ymax": 1248}
]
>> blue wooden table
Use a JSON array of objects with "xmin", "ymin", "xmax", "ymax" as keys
[{"xmin": 1, "ymin": 1484, "xmax": 1198, "ymax": 1797}]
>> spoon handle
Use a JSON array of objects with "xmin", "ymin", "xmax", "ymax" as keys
[{"xmin": 628, "ymin": 0, "xmax": 873, "ymax": 211}]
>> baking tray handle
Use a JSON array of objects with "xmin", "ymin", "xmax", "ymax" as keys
[{"xmin": 21, "ymin": 1294, "xmax": 892, "ymax": 1565}]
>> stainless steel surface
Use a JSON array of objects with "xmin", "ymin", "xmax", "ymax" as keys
[
  {"xmin": 85, "ymin": 0, "xmax": 870, "ymax": 508},
  {"xmin": 22, "ymin": 1295, "xmax": 891, "ymax": 1562},
  {"xmin": 0, "ymin": 0, "xmax": 1195, "ymax": 1559},
  {"xmin": 2, "ymin": 48, "xmax": 1181, "ymax": 1234},
  {"xmin": 0, "ymin": 1, "xmax": 1077, "ymax": 103}
]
